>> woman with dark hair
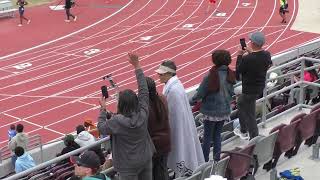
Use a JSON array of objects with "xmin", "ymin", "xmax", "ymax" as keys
[
  {"xmin": 97, "ymin": 53, "xmax": 155, "ymax": 180},
  {"xmin": 191, "ymin": 49, "xmax": 235, "ymax": 162},
  {"xmin": 146, "ymin": 77, "xmax": 171, "ymax": 180}
]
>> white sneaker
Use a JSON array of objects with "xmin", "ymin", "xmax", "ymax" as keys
[
  {"xmin": 233, "ymin": 128, "xmax": 249, "ymax": 140},
  {"xmin": 73, "ymin": 16, "xmax": 77, "ymax": 22},
  {"xmin": 18, "ymin": 24, "xmax": 22, "ymax": 27},
  {"xmin": 65, "ymin": 19, "xmax": 71, "ymax": 23},
  {"xmin": 27, "ymin": 19, "xmax": 31, "ymax": 24}
]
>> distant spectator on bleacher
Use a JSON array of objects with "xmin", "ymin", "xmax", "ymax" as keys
[
  {"xmin": 75, "ymin": 125, "xmax": 106, "ymax": 166},
  {"xmin": 146, "ymin": 77, "xmax": 171, "ymax": 180},
  {"xmin": 291, "ymin": 60, "xmax": 319, "ymax": 104},
  {"xmin": 235, "ymin": 31, "xmax": 272, "ymax": 140},
  {"xmin": 294, "ymin": 60, "xmax": 319, "ymax": 83},
  {"xmin": 190, "ymin": 50, "xmax": 236, "ymax": 162},
  {"xmin": 84, "ymin": 119, "xmax": 100, "ymax": 139},
  {"xmin": 98, "ymin": 53, "xmax": 155, "ymax": 180},
  {"xmin": 14, "ymin": 146, "xmax": 35, "ymax": 173},
  {"xmin": 9, "ymin": 124, "xmax": 29, "ymax": 166},
  {"xmin": 156, "ymin": 60, "xmax": 204, "ymax": 177},
  {"xmin": 70, "ymin": 150, "xmax": 110, "ymax": 180},
  {"xmin": 8, "ymin": 124, "xmax": 17, "ymax": 141}
]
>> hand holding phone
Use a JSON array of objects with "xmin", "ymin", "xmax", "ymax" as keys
[
  {"xmin": 240, "ymin": 38, "xmax": 246, "ymax": 50},
  {"xmin": 101, "ymin": 86, "xmax": 109, "ymax": 99}
]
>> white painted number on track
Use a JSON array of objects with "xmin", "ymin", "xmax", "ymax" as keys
[
  {"xmin": 140, "ymin": 36, "xmax": 153, "ymax": 41},
  {"xmin": 182, "ymin": 24, "xmax": 194, "ymax": 28},
  {"xmin": 84, "ymin": 49, "xmax": 101, "ymax": 56},
  {"xmin": 242, "ymin": 3, "xmax": 251, "ymax": 7},
  {"xmin": 215, "ymin": 12, "xmax": 226, "ymax": 17},
  {"xmin": 13, "ymin": 62, "xmax": 32, "ymax": 70}
]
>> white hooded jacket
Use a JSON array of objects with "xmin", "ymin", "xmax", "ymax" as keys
[{"xmin": 75, "ymin": 131, "xmax": 96, "ymax": 147}]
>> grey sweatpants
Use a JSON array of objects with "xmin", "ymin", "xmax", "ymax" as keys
[
  {"xmin": 237, "ymin": 93, "xmax": 259, "ymax": 139},
  {"xmin": 119, "ymin": 159, "xmax": 152, "ymax": 180}
]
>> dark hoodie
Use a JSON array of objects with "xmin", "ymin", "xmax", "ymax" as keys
[{"xmin": 97, "ymin": 69, "xmax": 155, "ymax": 173}]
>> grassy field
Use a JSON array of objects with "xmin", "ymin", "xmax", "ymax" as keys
[{"xmin": 11, "ymin": 0, "xmax": 53, "ymax": 7}]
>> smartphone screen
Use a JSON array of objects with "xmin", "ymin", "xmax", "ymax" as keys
[
  {"xmin": 240, "ymin": 38, "xmax": 246, "ymax": 50},
  {"xmin": 101, "ymin": 86, "xmax": 109, "ymax": 99}
]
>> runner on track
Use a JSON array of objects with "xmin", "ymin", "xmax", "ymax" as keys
[
  {"xmin": 64, "ymin": 0, "xmax": 77, "ymax": 22},
  {"xmin": 279, "ymin": 0, "xmax": 289, "ymax": 23},
  {"xmin": 16, "ymin": 0, "xmax": 31, "ymax": 26},
  {"xmin": 207, "ymin": 0, "xmax": 217, "ymax": 14}
]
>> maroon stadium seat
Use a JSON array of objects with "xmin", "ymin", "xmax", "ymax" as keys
[
  {"xmin": 223, "ymin": 144, "xmax": 255, "ymax": 180},
  {"xmin": 289, "ymin": 110, "xmax": 318, "ymax": 155},
  {"xmin": 263, "ymin": 120, "xmax": 299, "ymax": 171}
]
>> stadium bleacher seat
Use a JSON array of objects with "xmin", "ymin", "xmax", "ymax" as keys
[
  {"xmin": 248, "ymin": 131, "xmax": 279, "ymax": 174},
  {"xmin": 222, "ymin": 144, "xmax": 255, "ymax": 180},
  {"xmin": 263, "ymin": 120, "xmax": 300, "ymax": 171},
  {"xmin": 289, "ymin": 110, "xmax": 318, "ymax": 155}
]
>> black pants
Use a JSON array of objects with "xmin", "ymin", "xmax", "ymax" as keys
[
  {"xmin": 237, "ymin": 93, "xmax": 259, "ymax": 139},
  {"xmin": 153, "ymin": 154, "xmax": 169, "ymax": 180},
  {"xmin": 66, "ymin": 8, "xmax": 75, "ymax": 20}
]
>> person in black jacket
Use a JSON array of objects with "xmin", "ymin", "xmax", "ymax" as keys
[
  {"xmin": 65, "ymin": 0, "xmax": 77, "ymax": 22},
  {"xmin": 56, "ymin": 134, "xmax": 80, "ymax": 164},
  {"xmin": 235, "ymin": 31, "xmax": 272, "ymax": 140}
]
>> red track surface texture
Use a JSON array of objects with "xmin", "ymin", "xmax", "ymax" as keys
[{"xmin": 0, "ymin": 0, "xmax": 319, "ymax": 147}]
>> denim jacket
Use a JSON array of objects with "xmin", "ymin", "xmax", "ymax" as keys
[{"xmin": 191, "ymin": 66, "xmax": 234, "ymax": 117}]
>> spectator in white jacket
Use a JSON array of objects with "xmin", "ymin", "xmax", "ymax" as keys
[
  {"xmin": 75, "ymin": 125, "xmax": 96, "ymax": 147},
  {"xmin": 74, "ymin": 125, "xmax": 106, "ymax": 166}
]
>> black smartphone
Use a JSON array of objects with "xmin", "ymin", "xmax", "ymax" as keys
[
  {"xmin": 240, "ymin": 38, "xmax": 246, "ymax": 50},
  {"xmin": 101, "ymin": 86, "xmax": 109, "ymax": 99}
]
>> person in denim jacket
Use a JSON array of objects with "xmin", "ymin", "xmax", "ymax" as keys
[{"xmin": 190, "ymin": 50, "xmax": 235, "ymax": 162}]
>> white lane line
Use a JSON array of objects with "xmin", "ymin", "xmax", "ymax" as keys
[
  {"xmin": 0, "ymin": 93, "xmax": 98, "ymax": 99},
  {"xmin": 0, "ymin": 0, "xmax": 187, "ymax": 92},
  {"xmin": 275, "ymin": 32, "xmax": 304, "ymax": 44},
  {"xmin": 0, "ymin": 0, "xmax": 186, "ymax": 112},
  {"xmin": 0, "ymin": 0, "xmax": 168, "ymax": 83},
  {"xmin": 77, "ymin": 100, "xmax": 97, "ymax": 107},
  {"xmin": 44, "ymin": 127, "xmax": 65, "ymax": 135},
  {"xmin": 0, "ymin": 42, "xmax": 78, "ymax": 66},
  {"xmin": 0, "ymin": 0, "xmax": 135, "ymax": 61},
  {"xmin": 2, "ymin": 113, "xmax": 21, "ymax": 120},
  {"xmin": 3, "ymin": 0, "xmax": 232, "ymax": 128},
  {"xmin": 0, "ymin": 45, "xmax": 93, "ymax": 73},
  {"xmin": 22, "ymin": 119, "xmax": 43, "ymax": 128}
]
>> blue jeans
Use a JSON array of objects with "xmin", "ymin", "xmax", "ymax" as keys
[
  {"xmin": 11, "ymin": 154, "xmax": 17, "ymax": 168},
  {"xmin": 202, "ymin": 120, "xmax": 225, "ymax": 162}
]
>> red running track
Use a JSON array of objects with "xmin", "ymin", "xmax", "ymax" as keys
[{"xmin": 0, "ymin": 0, "xmax": 319, "ymax": 147}]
